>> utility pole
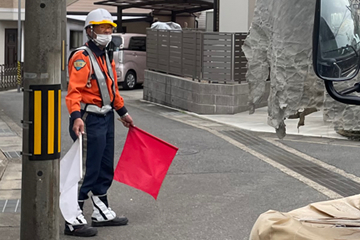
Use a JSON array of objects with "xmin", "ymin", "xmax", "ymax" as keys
[
  {"xmin": 21, "ymin": 0, "xmax": 64, "ymax": 239},
  {"xmin": 61, "ymin": 0, "xmax": 67, "ymax": 90}
]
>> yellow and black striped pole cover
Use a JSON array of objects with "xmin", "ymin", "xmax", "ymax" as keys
[{"xmin": 29, "ymin": 84, "xmax": 61, "ymax": 160}]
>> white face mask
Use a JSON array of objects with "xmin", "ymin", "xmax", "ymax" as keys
[{"xmin": 94, "ymin": 34, "xmax": 112, "ymax": 47}]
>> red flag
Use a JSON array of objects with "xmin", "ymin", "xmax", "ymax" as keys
[{"xmin": 114, "ymin": 126, "xmax": 178, "ymax": 199}]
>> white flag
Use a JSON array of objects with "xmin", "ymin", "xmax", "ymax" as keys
[{"xmin": 59, "ymin": 135, "xmax": 83, "ymax": 223}]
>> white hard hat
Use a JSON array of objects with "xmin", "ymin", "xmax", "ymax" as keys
[{"xmin": 84, "ymin": 8, "xmax": 117, "ymax": 29}]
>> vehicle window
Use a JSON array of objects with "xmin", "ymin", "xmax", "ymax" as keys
[
  {"xmin": 128, "ymin": 37, "xmax": 146, "ymax": 51},
  {"xmin": 112, "ymin": 36, "xmax": 123, "ymax": 50}
]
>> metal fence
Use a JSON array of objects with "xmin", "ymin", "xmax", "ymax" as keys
[
  {"xmin": 147, "ymin": 29, "xmax": 248, "ymax": 83},
  {"xmin": 0, "ymin": 63, "xmax": 23, "ymax": 91},
  {"xmin": 147, "ymin": 30, "xmax": 202, "ymax": 79}
]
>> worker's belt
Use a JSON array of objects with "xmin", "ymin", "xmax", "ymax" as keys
[{"xmin": 81, "ymin": 103, "xmax": 112, "ymax": 116}]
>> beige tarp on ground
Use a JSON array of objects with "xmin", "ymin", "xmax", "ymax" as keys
[{"xmin": 250, "ymin": 195, "xmax": 360, "ymax": 240}]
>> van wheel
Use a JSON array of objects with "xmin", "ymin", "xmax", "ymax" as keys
[{"xmin": 123, "ymin": 71, "xmax": 136, "ymax": 90}]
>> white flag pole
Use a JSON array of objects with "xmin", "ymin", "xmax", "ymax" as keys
[{"xmin": 79, "ymin": 133, "xmax": 83, "ymax": 178}]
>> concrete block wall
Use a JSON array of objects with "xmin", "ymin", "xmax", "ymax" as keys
[{"xmin": 143, "ymin": 70, "xmax": 269, "ymax": 114}]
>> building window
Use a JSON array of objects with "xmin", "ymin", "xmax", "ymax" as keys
[{"xmin": 70, "ymin": 30, "xmax": 83, "ymax": 50}]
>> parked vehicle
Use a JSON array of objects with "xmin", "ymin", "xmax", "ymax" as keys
[{"xmin": 112, "ymin": 33, "xmax": 146, "ymax": 89}]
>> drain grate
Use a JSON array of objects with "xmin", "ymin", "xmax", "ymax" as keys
[
  {"xmin": 221, "ymin": 130, "xmax": 360, "ymax": 197},
  {"xmin": 0, "ymin": 199, "xmax": 21, "ymax": 213},
  {"xmin": 3, "ymin": 151, "xmax": 21, "ymax": 159}
]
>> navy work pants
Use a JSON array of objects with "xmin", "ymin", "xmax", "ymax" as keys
[{"xmin": 69, "ymin": 110, "xmax": 115, "ymax": 201}]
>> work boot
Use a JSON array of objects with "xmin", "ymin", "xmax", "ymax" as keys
[
  {"xmin": 64, "ymin": 212, "xmax": 98, "ymax": 237},
  {"xmin": 64, "ymin": 224, "xmax": 98, "ymax": 237},
  {"xmin": 90, "ymin": 195, "xmax": 129, "ymax": 227},
  {"xmin": 92, "ymin": 215, "xmax": 128, "ymax": 227}
]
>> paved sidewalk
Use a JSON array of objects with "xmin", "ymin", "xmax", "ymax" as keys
[
  {"xmin": 200, "ymin": 107, "xmax": 345, "ymax": 139},
  {"xmin": 0, "ymin": 111, "xmax": 22, "ymax": 201}
]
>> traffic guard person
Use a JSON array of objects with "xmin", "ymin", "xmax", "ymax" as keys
[{"xmin": 65, "ymin": 8, "xmax": 134, "ymax": 237}]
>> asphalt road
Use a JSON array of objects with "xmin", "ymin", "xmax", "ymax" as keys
[{"xmin": 2, "ymin": 88, "xmax": 359, "ymax": 240}]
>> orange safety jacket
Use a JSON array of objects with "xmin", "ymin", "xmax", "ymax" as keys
[{"xmin": 66, "ymin": 40, "xmax": 127, "ymax": 120}]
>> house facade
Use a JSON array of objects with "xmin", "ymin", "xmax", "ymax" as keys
[
  {"xmin": 219, "ymin": 0, "xmax": 256, "ymax": 32},
  {"xmin": 0, "ymin": 0, "xmax": 257, "ymax": 66},
  {"xmin": 0, "ymin": 0, "xmax": 25, "ymax": 66},
  {"xmin": 0, "ymin": 0, "xmax": 155, "ymax": 68},
  {"xmin": 0, "ymin": 0, "xmax": 77, "ymax": 66}
]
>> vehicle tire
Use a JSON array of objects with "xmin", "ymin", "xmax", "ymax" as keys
[{"xmin": 122, "ymin": 71, "xmax": 136, "ymax": 90}]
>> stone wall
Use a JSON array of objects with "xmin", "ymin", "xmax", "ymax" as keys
[{"xmin": 143, "ymin": 70, "xmax": 270, "ymax": 114}]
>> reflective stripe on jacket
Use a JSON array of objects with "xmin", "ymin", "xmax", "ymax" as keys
[{"xmin": 66, "ymin": 41, "xmax": 127, "ymax": 120}]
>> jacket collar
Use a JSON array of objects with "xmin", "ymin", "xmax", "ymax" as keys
[{"xmin": 87, "ymin": 40, "xmax": 105, "ymax": 57}]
